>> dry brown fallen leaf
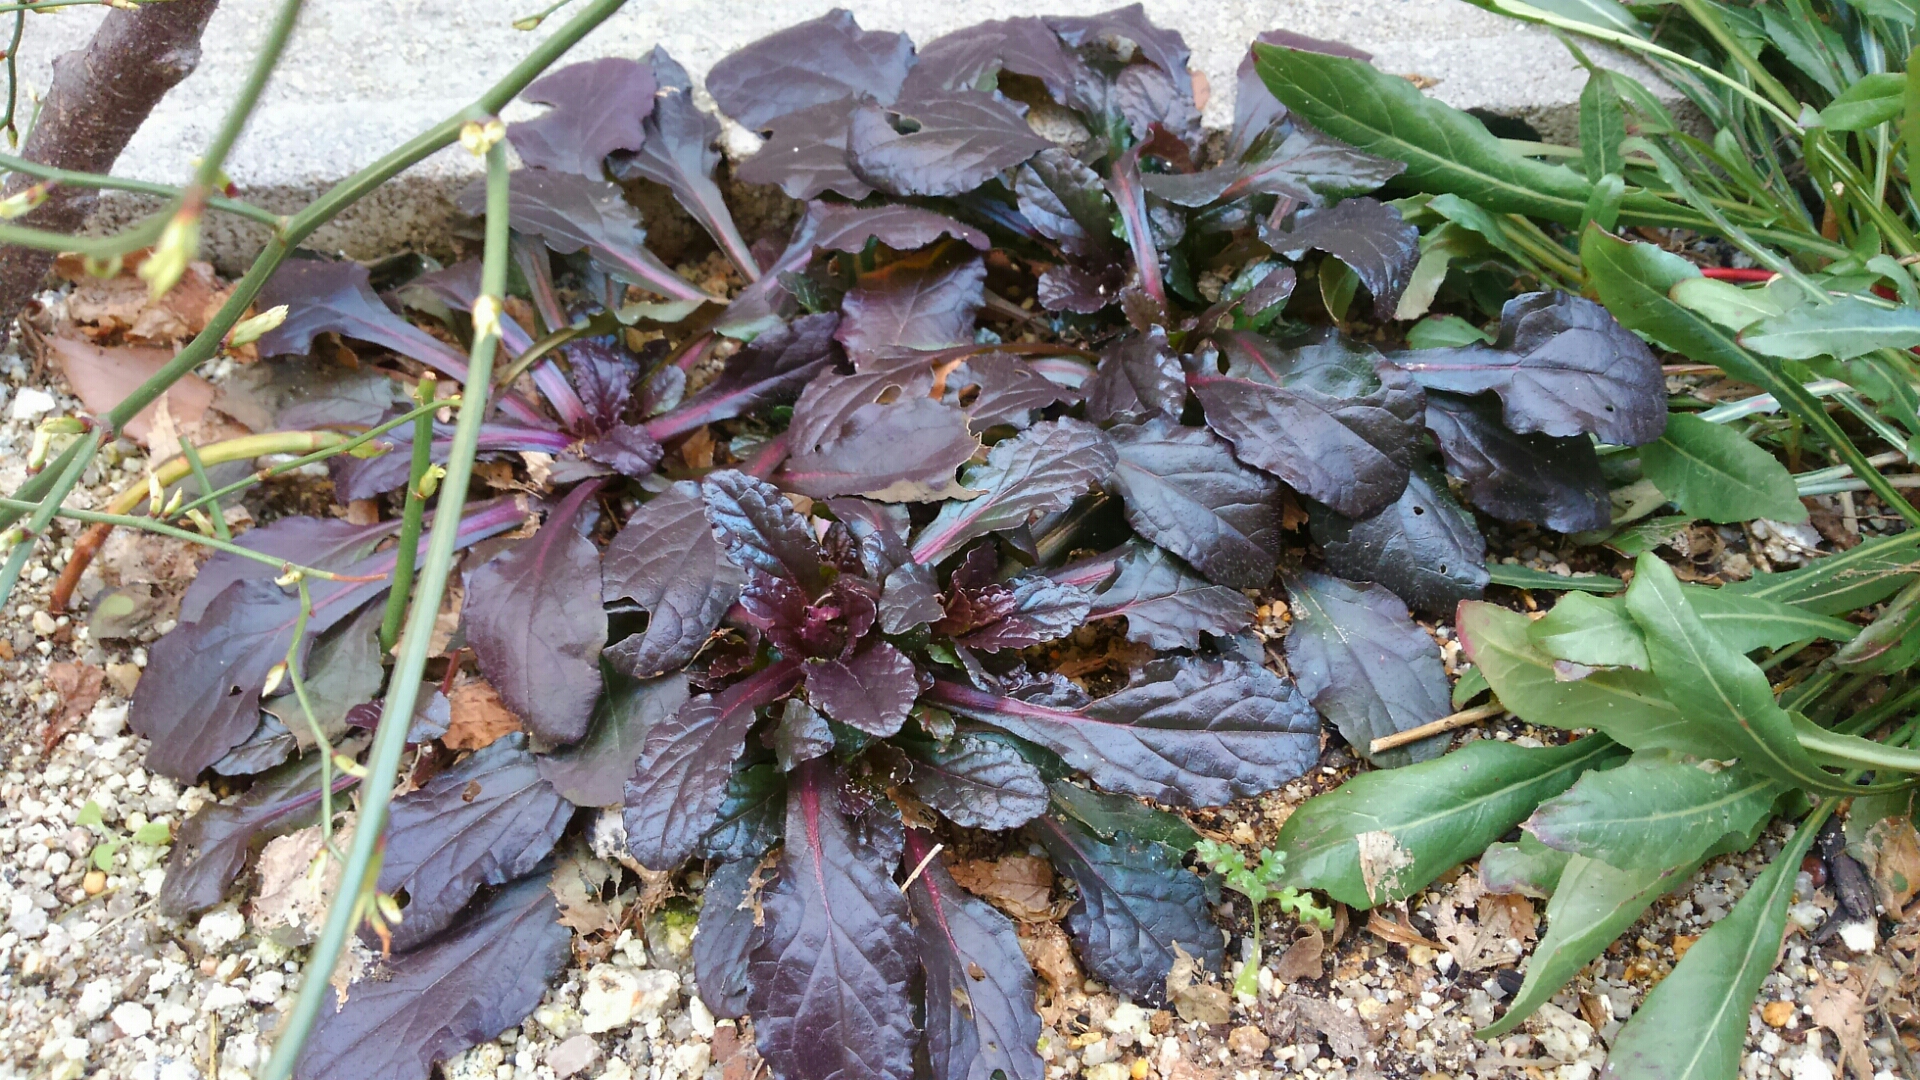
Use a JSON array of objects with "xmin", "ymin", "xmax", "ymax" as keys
[
  {"xmin": 948, "ymin": 854, "xmax": 1054, "ymax": 921},
  {"xmin": 1016, "ymin": 918, "xmax": 1080, "ymax": 1003},
  {"xmin": 46, "ymin": 331, "xmax": 214, "ymax": 445},
  {"xmin": 1167, "ymin": 943, "xmax": 1231, "ymax": 1024},
  {"xmin": 42, "ymin": 660, "xmax": 105, "ymax": 752},
  {"xmin": 1272, "ymin": 925, "xmax": 1326, "ymax": 984},
  {"xmin": 1806, "ymin": 979, "xmax": 1873, "ymax": 1080},
  {"xmin": 253, "ymin": 819, "xmax": 351, "ymax": 947},
  {"xmin": 444, "ymin": 675, "xmax": 523, "ymax": 750},
  {"xmin": 58, "ymin": 254, "xmax": 230, "ymax": 346},
  {"xmin": 551, "ymin": 846, "xmax": 621, "ymax": 936},
  {"xmin": 1861, "ymin": 815, "xmax": 1920, "ymax": 919}
]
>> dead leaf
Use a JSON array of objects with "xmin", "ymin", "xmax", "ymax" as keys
[
  {"xmin": 948, "ymin": 854, "xmax": 1054, "ymax": 921},
  {"xmin": 1431, "ymin": 875, "xmax": 1536, "ymax": 972},
  {"xmin": 42, "ymin": 661, "xmax": 105, "ymax": 752},
  {"xmin": 61, "ymin": 257, "xmax": 227, "ymax": 346},
  {"xmin": 1862, "ymin": 816, "xmax": 1920, "ymax": 919},
  {"xmin": 550, "ymin": 846, "xmax": 620, "ymax": 935},
  {"xmin": 680, "ymin": 426, "xmax": 716, "ymax": 470},
  {"xmin": 1272, "ymin": 926, "xmax": 1325, "ymax": 983},
  {"xmin": 1286, "ymin": 993, "xmax": 1373, "ymax": 1059},
  {"xmin": 1355, "ymin": 830, "xmax": 1414, "ymax": 905},
  {"xmin": 1016, "ymin": 918, "xmax": 1081, "ymax": 1009},
  {"xmin": 47, "ymin": 331, "xmax": 213, "ymax": 444},
  {"xmin": 147, "ymin": 394, "xmax": 184, "ymax": 463},
  {"xmin": 1807, "ymin": 981, "xmax": 1873, "ymax": 1080},
  {"xmin": 1168, "ymin": 943, "xmax": 1232, "ymax": 1024},
  {"xmin": 444, "ymin": 675, "xmax": 522, "ymax": 750},
  {"xmin": 253, "ymin": 819, "xmax": 351, "ymax": 947},
  {"xmin": 96, "ymin": 528, "xmax": 204, "ymax": 588},
  {"xmin": 1366, "ymin": 909, "xmax": 1442, "ymax": 952},
  {"xmin": 426, "ymin": 579, "xmax": 465, "ymax": 657}
]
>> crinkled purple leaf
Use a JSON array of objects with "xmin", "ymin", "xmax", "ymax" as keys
[
  {"xmin": 295, "ymin": 871, "xmax": 569, "ymax": 1080},
  {"xmin": 464, "ymin": 483, "xmax": 605, "ymax": 745},
  {"xmin": 260, "ymin": 600, "xmax": 383, "ymax": 746},
  {"xmin": 699, "ymin": 760, "xmax": 786, "ymax": 861},
  {"xmin": 912, "ymin": 418, "xmax": 1117, "ymax": 565},
  {"xmin": 161, "ymin": 750, "xmax": 345, "ymax": 918},
  {"xmin": 1047, "ymin": 6, "xmax": 1193, "ymax": 95},
  {"xmin": 458, "ymin": 170, "xmax": 711, "ymax": 304},
  {"xmin": 1014, "ymin": 148, "xmax": 1119, "ymax": 258},
  {"xmin": 507, "ymin": 57, "xmax": 654, "ymax": 176},
  {"xmin": 1190, "ymin": 331, "xmax": 1422, "ymax": 519},
  {"xmin": 377, "ymin": 734, "xmax": 572, "ymax": 952},
  {"xmin": 774, "ymin": 698, "xmax": 835, "ymax": 772},
  {"xmin": 537, "ymin": 671, "xmax": 690, "ymax": 808},
  {"xmin": 1033, "ymin": 810, "xmax": 1218, "ymax": 1007},
  {"xmin": 1037, "ymin": 262, "xmax": 1127, "ymax": 315},
  {"xmin": 827, "ymin": 497, "xmax": 912, "ymax": 576},
  {"xmin": 707, "ymin": 9, "xmax": 913, "ymax": 129},
  {"xmin": 805, "ymin": 640, "xmax": 920, "ymax": 737},
  {"xmin": 1389, "ymin": 290, "xmax": 1666, "ymax": 445},
  {"xmin": 1282, "ymin": 570, "xmax": 1450, "ymax": 768},
  {"xmin": 904, "ymin": 828, "xmax": 1046, "ymax": 1080},
  {"xmin": 1106, "ymin": 417, "xmax": 1281, "ymax": 589},
  {"xmin": 563, "ymin": 338, "xmax": 639, "ymax": 431},
  {"xmin": 748, "ymin": 759, "xmax": 916, "ymax": 1080},
  {"xmin": 693, "ymin": 858, "xmax": 761, "ymax": 1019},
  {"xmin": 1422, "ymin": 390, "xmax": 1610, "ymax": 533},
  {"xmin": 929, "ymin": 656, "xmax": 1319, "ymax": 806},
  {"xmin": 1145, "ymin": 126, "xmax": 1403, "ymax": 208},
  {"xmin": 581, "ymin": 422, "xmax": 664, "ymax": 477},
  {"xmin": 608, "ymin": 48, "xmax": 758, "ymax": 280},
  {"xmin": 848, "ymin": 91, "xmax": 1051, "ymax": 198},
  {"xmin": 1114, "ymin": 63, "xmax": 1201, "ymax": 149},
  {"xmin": 780, "ymin": 393, "xmax": 981, "ymax": 502},
  {"xmin": 602, "ymin": 482, "xmax": 746, "ymax": 678},
  {"xmin": 1085, "ymin": 327, "xmax": 1185, "ymax": 423},
  {"xmin": 211, "ymin": 714, "xmax": 297, "ymax": 777},
  {"xmin": 743, "ymin": 570, "xmax": 879, "ymax": 664},
  {"xmin": 1083, "ymin": 541, "xmax": 1254, "ymax": 650},
  {"xmin": 328, "ymin": 419, "xmax": 573, "ymax": 503},
  {"xmin": 944, "ymin": 351, "xmax": 1073, "ymax": 431},
  {"xmin": 1263, "ymin": 197, "xmax": 1419, "ymax": 317},
  {"xmin": 735, "ymin": 97, "xmax": 873, "ymax": 201},
  {"xmin": 703, "ymin": 469, "xmax": 825, "ymax": 594},
  {"xmin": 904, "ymin": 733, "xmax": 1047, "ymax": 830},
  {"xmin": 904, "ymin": 16, "xmax": 1076, "ymax": 99},
  {"xmin": 623, "ymin": 661, "xmax": 799, "ymax": 869},
  {"xmin": 838, "ymin": 253, "xmax": 988, "ymax": 358},
  {"xmin": 179, "ymin": 514, "xmax": 396, "ymax": 624},
  {"xmin": 953, "ymin": 575, "xmax": 1092, "ymax": 652},
  {"xmin": 1310, "ymin": 459, "xmax": 1488, "ymax": 616},
  {"xmin": 881, "ymin": 563, "xmax": 945, "ymax": 634},
  {"xmin": 647, "ymin": 313, "xmax": 840, "ymax": 440}
]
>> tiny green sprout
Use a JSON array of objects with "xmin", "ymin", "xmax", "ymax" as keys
[
  {"xmin": 77, "ymin": 800, "xmax": 104, "ymax": 829},
  {"xmin": 1195, "ymin": 839, "xmax": 1334, "ymax": 998},
  {"xmin": 132, "ymin": 821, "xmax": 172, "ymax": 846}
]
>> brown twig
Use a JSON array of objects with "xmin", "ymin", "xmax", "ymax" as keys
[
  {"xmin": 47, "ymin": 519, "xmax": 108, "ymax": 612},
  {"xmin": 1369, "ymin": 701, "xmax": 1507, "ymax": 754}
]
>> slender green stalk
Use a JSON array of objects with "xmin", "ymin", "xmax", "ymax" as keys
[
  {"xmin": 168, "ymin": 405, "xmax": 452, "ymax": 520},
  {"xmin": 191, "ymin": 0, "xmax": 301, "ymax": 199},
  {"xmin": 178, "ymin": 439, "xmax": 230, "ymax": 541},
  {"xmin": 1798, "ymin": 724, "xmax": 1920, "ymax": 775},
  {"xmin": 0, "ymin": 152, "xmax": 282, "ymax": 226},
  {"xmin": 0, "ymin": 214, "xmax": 166, "ymax": 257},
  {"xmin": 0, "ymin": 496, "xmax": 384, "ymax": 581},
  {"xmin": 0, "ymin": 0, "xmax": 178, "ymax": 11},
  {"xmin": 0, "ymin": 429, "xmax": 98, "ymax": 604},
  {"xmin": 261, "ymin": 134, "xmax": 515, "ymax": 1080},
  {"xmin": 493, "ymin": 322, "xmax": 592, "ymax": 388},
  {"xmin": 283, "ymin": 579, "xmax": 338, "ymax": 852},
  {"xmin": 378, "ymin": 379, "xmax": 438, "ymax": 652},
  {"xmin": 1, "ymin": 9, "xmax": 23, "ymax": 146},
  {"xmin": 1669, "ymin": 0, "xmax": 1800, "ymax": 118}
]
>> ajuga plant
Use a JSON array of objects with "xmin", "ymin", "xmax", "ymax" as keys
[{"xmin": 111, "ymin": 7, "xmax": 1752, "ymax": 1080}]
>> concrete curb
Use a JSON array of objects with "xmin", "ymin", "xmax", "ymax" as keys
[{"xmin": 13, "ymin": 0, "xmax": 1672, "ymax": 270}]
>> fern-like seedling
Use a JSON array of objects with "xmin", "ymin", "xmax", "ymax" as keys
[{"xmin": 1194, "ymin": 839, "xmax": 1334, "ymax": 997}]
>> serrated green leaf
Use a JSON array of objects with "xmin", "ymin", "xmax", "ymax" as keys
[
  {"xmin": 1740, "ymin": 294, "xmax": 1920, "ymax": 360},
  {"xmin": 1275, "ymin": 735, "xmax": 1622, "ymax": 909},
  {"xmin": 1639, "ymin": 413, "xmax": 1808, "ymax": 524},
  {"xmin": 1724, "ymin": 527, "xmax": 1920, "ymax": 614},
  {"xmin": 1668, "ymin": 277, "xmax": 1785, "ymax": 332},
  {"xmin": 1579, "ymin": 71, "xmax": 1626, "ymax": 181},
  {"xmin": 1458, "ymin": 601, "xmax": 1685, "ymax": 745},
  {"xmin": 1820, "ymin": 72, "xmax": 1904, "ymax": 131},
  {"xmin": 1529, "ymin": 591, "xmax": 1648, "ymax": 670},
  {"xmin": 1478, "ymin": 853, "xmax": 1700, "ymax": 1038},
  {"xmin": 1479, "ymin": 832, "xmax": 1572, "ymax": 899},
  {"xmin": 1525, "ymin": 751, "xmax": 1783, "ymax": 869},
  {"xmin": 132, "ymin": 821, "xmax": 173, "ymax": 846},
  {"xmin": 1601, "ymin": 819, "xmax": 1819, "ymax": 1079},
  {"xmin": 1485, "ymin": 564, "xmax": 1623, "ymax": 593},
  {"xmin": 1406, "ymin": 314, "xmax": 1494, "ymax": 350}
]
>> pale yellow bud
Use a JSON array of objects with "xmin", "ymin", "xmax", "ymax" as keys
[
  {"xmin": 459, "ymin": 118, "xmax": 507, "ymax": 157},
  {"xmin": 228, "ymin": 304, "xmax": 289, "ymax": 348}
]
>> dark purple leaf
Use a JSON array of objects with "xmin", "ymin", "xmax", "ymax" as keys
[
  {"xmin": 295, "ymin": 871, "xmax": 569, "ymax": 1080},
  {"xmin": 1106, "ymin": 417, "xmax": 1282, "ymax": 589},
  {"xmin": 735, "ymin": 98, "xmax": 873, "ymax": 201},
  {"xmin": 639, "ymin": 363, "xmax": 685, "ymax": 417},
  {"xmin": 706, "ymin": 9, "xmax": 913, "ymax": 129},
  {"xmin": 1145, "ymin": 126, "xmax": 1403, "ymax": 208},
  {"xmin": 774, "ymin": 698, "xmax": 835, "ymax": 772},
  {"xmin": 1310, "ymin": 460, "xmax": 1488, "ymax": 616},
  {"xmin": 904, "ymin": 733, "xmax": 1047, "ymax": 829},
  {"xmin": 848, "ymin": 91, "xmax": 1051, "ymax": 198},
  {"xmin": 881, "ymin": 563, "xmax": 945, "ymax": 634},
  {"xmin": 161, "ymin": 751, "xmax": 345, "ymax": 918},
  {"xmin": 343, "ymin": 682, "xmax": 451, "ymax": 745},
  {"xmin": 255, "ymin": 259, "xmax": 482, "ymax": 389},
  {"xmin": 748, "ymin": 759, "xmax": 916, "ymax": 1080},
  {"xmin": 904, "ymin": 16, "xmax": 1076, "ymax": 99},
  {"xmin": 508, "ymin": 57, "xmax": 654, "ymax": 176},
  {"xmin": 608, "ymin": 48, "xmax": 758, "ymax": 279},
  {"xmin": 1085, "ymin": 327, "xmax": 1184, "ymax": 423},
  {"xmin": 327, "ymin": 419, "xmax": 574, "ymax": 503},
  {"xmin": 745, "ymin": 571, "xmax": 879, "ymax": 663},
  {"xmin": 581, "ymin": 422, "xmax": 664, "ymax": 477},
  {"xmin": 647, "ymin": 313, "xmax": 841, "ymax": 440},
  {"xmin": 1282, "ymin": 570, "xmax": 1450, "ymax": 768},
  {"xmin": 828, "ymin": 496, "xmax": 913, "ymax": 576},
  {"xmin": 464, "ymin": 482, "xmax": 606, "ymax": 745},
  {"xmin": 699, "ymin": 761, "xmax": 786, "ymax": 860},
  {"xmin": 1084, "ymin": 542, "xmax": 1254, "ymax": 650},
  {"xmin": 1037, "ymin": 262, "xmax": 1127, "ymax": 314},
  {"xmin": 179, "ymin": 515, "xmax": 396, "ymax": 624},
  {"xmin": 703, "ymin": 469, "xmax": 825, "ymax": 594},
  {"xmin": 952, "ymin": 575, "xmax": 1093, "ymax": 652},
  {"xmin": 720, "ymin": 204, "xmax": 990, "ymax": 340},
  {"xmin": 1190, "ymin": 331, "xmax": 1423, "ymax": 519},
  {"xmin": 943, "ymin": 352, "xmax": 1072, "ymax": 431},
  {"xmin": 1014, "ymin": 148, "xmax": 1119, "ymax": 258},
  {"xmin": 780, "ymin": 392, "xmax": 981, "ymax": 502},
  {"xmin": 1033, "ymin": 810, "xmax": 1218, "ymax": 1007},
  {"xmin": 260, "ymin": 600, "xmax": 383, "ymax": 745},
  {"xmin": 563, "ymin": 337, "xmax": 639, "ymax": 430},
  {"xmin": 1106, "ymin": 143, "xmax": 1166, "ymax": 309},
  {"xmin": 1422, "ymin": 390, "xmax": 1610, "ymax": 533},
  {"xmin": 806, "ymin": 640, "xmax": 920, "ymax": 737},
  {"xmin": 458, "ymin": 170, "xmax": 711, "ymax": 304},
  {"xmin": 838, "ymin": 253, "xmax": 988, "ymax": 358},
  {"xmin": 1114, "ymin": 63, "xmax": 1201, "ymax": 149},
  {"xmin": 912, "ymin": 418, "xmax": 1117, "ymax": 565},
  {"xmin": 693, "ymin": 858, "xmax": 761, "ymax": 1019},
  {"xmin": 537, "ymin": 672, "xmax": 690, "ymax": 807},
  {"xmin": 1263, "ymin": 197, "xmax": 1419, "ymax": 317},
  {"xmin": 211, "ymin": 714, "xmax": 297, "ymax": 776},
  {"xmin": 929, "ymin": 656, "xmax": 1319, "ymax": 806},
  {"xmin": 1047, "ymin": 6, "xmax": 1193, "ymax": 96},
  {"xmin": 904, "ymin": 828, "xmax": 1045, "ymax": 1080},
  {"xmin": 1389, "ymin": 290, "xmax": 1666, "ymax": 445},
  {"xmin": 623, "ymin": 660, "xmax": 801, "ymax": 869},
  {"xmin": 603, "ymin": 482, "xmax": 746, "ymax": 678},
  {"xmin": 377, "ymin": 734, "xmax": 572, "ymax": 951}
]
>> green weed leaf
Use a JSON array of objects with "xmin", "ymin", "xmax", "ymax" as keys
[{"xmin": 1638, "ymin": 413, "xmax": 1807, "ymax": 524}]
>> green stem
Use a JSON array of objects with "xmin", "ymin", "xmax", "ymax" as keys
[
  {"xmin": 1798, "ymin": 725, "xmax": 1920, "ymax": 775},
  {"xmin": 1, "ymin": 9, "xmax": 22, "ymax": 145},
  {"xmin": 284, "ymin": 579, "xmax": 336, "ymax": 850},
  {"xmin": 178, "ymin": 439, "xmax": 230, "ymax": 542},
  {"xmin": 492, "ymin": 321, "xmax": 591, "ymax": 389},
  {"xmin": 167, "ymin": 408, "xmax": 449, "ymax": 520},
  {"xmin": 261, "ymin": 134, "xmax": 516, "ymax": 1080},
  {"xmin": 1670, "ymin": 0, "xmax": 1801, "ymax": 118},
  {"xmin": 0, "ymin": 152, "xmax": 282, "ymax": 226},
  {"xmin": 0, "ymin": 429, "xmax": 98, "ymax": 605},
  {"xmin": 379, "ymin": 382, "xmax": 437, "ymax": 652},
  {"xmin": 0, "ymin": 496, "xmax": 381, "ymax": 581},
  {"xmin": 1233, "ymin": 906, "xmax": 1263, "ymax": 998}
]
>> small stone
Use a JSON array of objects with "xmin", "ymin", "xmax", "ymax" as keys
[
  {"xmin": 203, "ymin": 984, "xmax": 247, "ymax": 1012},
  {"xmin": 9, "ymin": 387, "xmax": 55, "ymax": 420},
  {"xmin": 75, "ymin": 978, "xmax": 116, "ymax": 1022},
  {"xmin": 196, "ymin": 907, "xmax": 247, "ymax": 949},
  {"xmin": 1085, "ymin": 1063, "xmax": 1128, "ymax": 1080},
  {"xmin": 110, "ymin": 1002, "xmax": 153, "ymax": 1038},
  {"xmin": 1103, "ymin": 1003, "xmax": 1148, "ymax": 1037},
  {"xmin": 1130, "ymin": 1059, "xmax": 1149, "ymax": 1080},
  {"xmin": 546, "ymin": 1034, "xmax": 601, "ymax": 1079},
  {"xmin": 82, "ymin": 870, "xmax": 105, "ymax": 896},
  {"xmin": 30, "ymin": 611, "xmax": 56, "ymax": 637},
  {"xmin": 578, "ymin": 964, "xmax": 680, "ymax": 1034},
  {"xmin": 1227, "ymin": 1025, "xmax": 1271, "ymax": 1059},
  {"xmin": 1763, "ymin": 1001, "xmax": 1795, "ymax": 1028},
  {"xmin": 1837, "ymin": 921, "xmax": 1877, "ymax": 953},
  {"xmin": 1789, "ymin": 1052, "xmax": 1835, "ymax": 1080},
  {"xmin": 688, "ymin": 995, "xmax": 716, "ymax": 1039},
  {"xmin": 104, "ymin": 664, "xmax": 141, "ymax": 698}
]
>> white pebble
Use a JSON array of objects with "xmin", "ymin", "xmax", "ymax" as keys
[
  {"xmin": 9, "ymin": 387, "xmax": 55, "ymax": 420},
  {"xmin": 196, "ymin": 907, "xmax": 246, "ymax": 949},
  {"xmin": 109, "ymin": 1002, "xmax": 152, "ymax": 1039}
]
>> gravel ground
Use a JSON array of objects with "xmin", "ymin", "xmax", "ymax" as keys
[{"xmin": 0, "ymin": 295, "xmax": 1914, "ymax": 1080}]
